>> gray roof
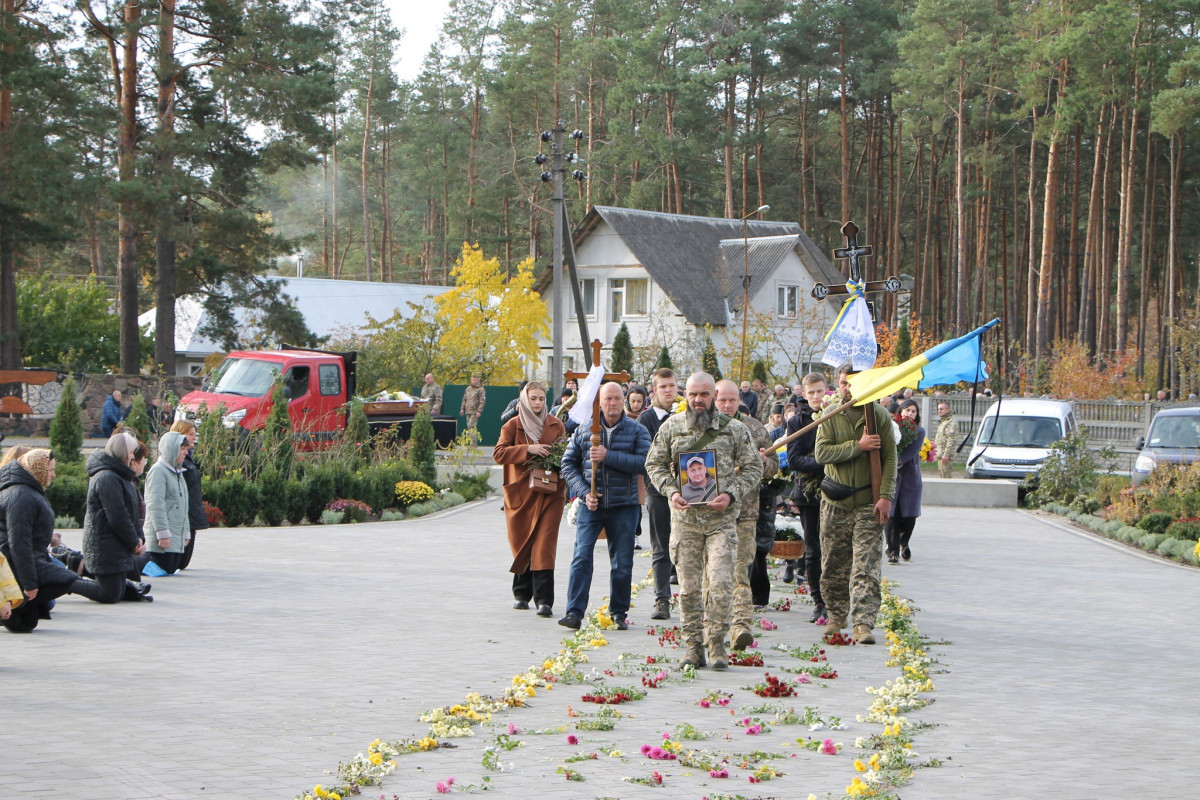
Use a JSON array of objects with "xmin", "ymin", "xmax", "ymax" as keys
[
  {"xmin": 721, "ymin": 233, "xmax": 847, "ymax": 312},
  {"xmin": 590, "ymin": 206, "xmax": 832, "ymax": 325}
]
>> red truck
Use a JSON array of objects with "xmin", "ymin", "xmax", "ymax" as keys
[{"xmin": 179, "ymin": 347, "xmax": 451, "ymax": 448}]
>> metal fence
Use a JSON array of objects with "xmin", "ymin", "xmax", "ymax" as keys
[{"xmin": 910, "ymin": 394, "xmax": 1187, "ymax": 473}]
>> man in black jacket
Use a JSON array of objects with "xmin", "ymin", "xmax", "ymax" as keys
[
  {"xmin": 785, "ymin": 372, "xmax": 829, "ymax": 623},
  {"xmin": 636, "ymin": 368, "xmax": 680, "ymax": 620}
]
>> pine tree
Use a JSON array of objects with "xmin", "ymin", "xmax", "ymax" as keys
[
  {"xmin": 655, "ymin": 346, "xmax": 673, "ymax": 371},
  {"xmin": 124, "ymin": 394, "xmax": 152, "ymax": 442},
  {"xmin": 611, "ymin": 323, "xmax": 633, "ymax": 375},
  {"xmin": 409, "ymin": 405, "xmax": 437, "ymax": 485},
  {"xmin": 48, "ymin": 377, "xmax": 83, "ymax": 463},
  {"xmin": 752, "ymin": 360, "xmax": 769, "ymax": 383},
  {"xmin": 264, "ymin": 382, "xmax": 293, "ymax": 474},
  {"xmin": 894, "ymin": 318, "xmax": 912, "ymax": 364},
  {"xmin": 702, "ymin": 336, "xmax": 721, "ymax": 380}
]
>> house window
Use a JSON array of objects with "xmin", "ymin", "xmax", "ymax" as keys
[
  {"xmin": 777, "ymin": 284, "xmax": 799, "ymax": 318},
  {"xmin": 571, "ymin": 278, "xmax": 595, "ymax": 319},
  {"xmin": 610, "ymin": 278, "xmax": 648, "ymax": 322}
]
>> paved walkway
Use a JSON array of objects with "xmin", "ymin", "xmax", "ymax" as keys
[{"xmin": 2, "ymin": 501, "xmax": 1196, "ymax": 799}]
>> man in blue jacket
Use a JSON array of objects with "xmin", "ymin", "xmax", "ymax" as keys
[
  {"xmin": 559, "ymin": 381, "xmax": 651, "ymax": 631},
  {"xmin": 100, "ymin": 390, "xmax": 126, "ymax": 437}
]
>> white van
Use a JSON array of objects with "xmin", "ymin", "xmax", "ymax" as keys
[{"xmin": 965, "ymin": 399, "xmax": 1076, "ymax": 480}]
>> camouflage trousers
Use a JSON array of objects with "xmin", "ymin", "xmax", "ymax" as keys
[
  {"xmin": 938, "ymin": 457, "xmax": 952, "ymax": 479},
  {"xmin": 818, "ymin": 501, "xmax": 883, "ymax": 629},
  {"xmin": 670, "ymin": 510, "xmax": 737, "ymax": 647},
  {"xmin": 730, "ymin": 514, "xmax": 757, "ymax": 634}
]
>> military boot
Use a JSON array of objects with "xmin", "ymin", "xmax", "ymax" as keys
[
  {"xmin": 681, "ymin": 643, "xmax": 707, "ymax": 668},
  {"xmin": 823, "ymin": 618, "xmax": 845, "ymax": 637},
  {"xmin": 709, "ymin": 638, "xmax": 729, "ymax": 671},
  {"xmin": 732, "ymin": 626, "xmax": 754, "ymax": 651}
]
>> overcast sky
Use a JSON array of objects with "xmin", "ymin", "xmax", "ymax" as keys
[{"xmin": 387, "ymin": 0, "xmax": 451, "ymax": 81}]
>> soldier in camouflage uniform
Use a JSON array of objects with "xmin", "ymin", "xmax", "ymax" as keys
[
  {"xmin": 460, "ymin": 374, "xmax": 486, "ymax": 432},
  {"xmin": 713, "ymin": 380, "xmax": 777, "ymax": 650},
  {"xmin": 934, "ymin": 401, "xmax": 957, "ymax": 478},
  {"xmin": 645, "ymin": 373, "xmax": 763, "ymax": 670},
  {"xmin": 420, "ymin": 374, "xmax": 444, "ymax": 415},
  {"xmin": 815, "ymin": 366, "xmax": 897, "ymax": 645}
]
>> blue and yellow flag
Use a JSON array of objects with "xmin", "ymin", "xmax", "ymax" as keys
[{"xmin": 846, "ymin": 319, "xmax": 1000, "ymax": 407}]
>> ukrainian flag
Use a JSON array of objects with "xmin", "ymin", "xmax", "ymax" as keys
[{"xmin": 847, "ymin": 319, "xmax": 1000, "ymax": 407}]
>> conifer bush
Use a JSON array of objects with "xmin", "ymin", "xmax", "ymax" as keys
[{"xmin": 49, "ymin": 377, "xmax": 83, "ymax": 463}]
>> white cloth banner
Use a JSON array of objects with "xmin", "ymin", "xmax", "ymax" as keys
[
  {"xmin": 821, "ymin": 290, "xmax": 878, "ymax": 371},
  {"xmin": 568, "ymin": 364, "xmax": 607, "ymax": 427}
]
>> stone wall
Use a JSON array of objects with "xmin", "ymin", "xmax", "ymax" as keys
[{"xmin": 0, "ymin": 374, "xmax": 203, "ymax": 437}]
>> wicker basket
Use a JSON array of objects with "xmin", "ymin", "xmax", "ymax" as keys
[{"xmin": 770, "ymin": 539, "xmax": 806, "ymax": 559}]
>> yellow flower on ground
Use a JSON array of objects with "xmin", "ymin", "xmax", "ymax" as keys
[
  {"xmin": 854, "ymin": 758, "xmax": 867, "ymax": 772},
  {"xmin": 369, "ymin": 752, "xmax": 383, "ymax": 765}
]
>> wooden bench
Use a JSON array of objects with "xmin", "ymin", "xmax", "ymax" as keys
[{"xmin": 0, "ymin": 369, "xmax": 59, "ymax": 416}]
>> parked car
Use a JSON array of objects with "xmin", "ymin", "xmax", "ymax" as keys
[
  {"xmin": 1131, "ymin": 406, "xmax": 1200, "ymax": 486},
  {"xmin": 965, "ymin": 399, "xmax": 1076, "ymax": 481}
]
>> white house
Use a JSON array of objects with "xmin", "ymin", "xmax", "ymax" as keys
[
  {"xmin": 140, "ymin": 275, "xmax": 450, "ymax": 376},
  {"xmin": 536, "ymin": 206, "xmax": 846, "ymax": 384}
]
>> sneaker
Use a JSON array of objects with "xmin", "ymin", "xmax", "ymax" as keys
[
  {"xmin": 809, "ymin": 604, "xmax": 826, "ymax": 623},
  {"xmin": 854, "ymin": 624, "xmax": 876, "ymax": 644},
  {"xmin": 650, "ymin": 600, "xmax": 670, "ymax": 620},
  {"xmin": 614, "ymin": 616, "xmax": 629, "ymax": 631},
  {"xmin": 558, "ymin": 613, "xmax": 581, "ymax": 630},
  {"xmin": 681, "ymin": 644, "xmax": 707, "ymax": 668},
  {"xmin": 733, "ymin": 628, "xmax": 754, "ymax": 650},
  {"xmin": 782, "ymin": 563, "xmax": 794, "ymax": 583},
  {"xmin": 901, "ymin": 547, "xmax": 911, "ymax": 562}
]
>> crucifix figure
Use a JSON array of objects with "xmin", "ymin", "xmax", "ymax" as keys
[
  {"xmin": 564, "ymin": 338, "xmax": 631, "ymax": 500},
  {"xmin": 811, "ymin": 221, "xmax": 902, "ymax": 301}
]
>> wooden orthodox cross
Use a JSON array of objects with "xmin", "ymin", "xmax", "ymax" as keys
[
  {"xmin": 564, "ymin": 338, "xmax": 631, "ymax": 498},
  {"xmin": 811, "ymin": 222, "xmax": 898, "ymax": 503}
]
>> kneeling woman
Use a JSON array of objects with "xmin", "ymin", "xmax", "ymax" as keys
[
  {"xmin": 0, "ymin": 449, "xmax": 109, "ymax": 632},
  {"xmin": 83, "ymin": 432, "xmax": 151, "ymax": 602},
  {"xmin": 493, "ymin": 381, "xmax": 567, "ymax": 617},
  {"xmin": 144, "ymin": 431, "xmax": 190, "ymax": 575}
]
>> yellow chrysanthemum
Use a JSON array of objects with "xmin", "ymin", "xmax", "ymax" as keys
[{"xmin": 854, "ymin": 758, "xmax": 867, "ymax": 772}]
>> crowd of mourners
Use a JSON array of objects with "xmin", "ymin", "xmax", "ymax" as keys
[
  {"xmin": 0, "ymin": 420, "xmax": 208, "ymax": 633},
  {"xmin": 493, "ymin": 364, "xmax": 933, "ymax": 667}
]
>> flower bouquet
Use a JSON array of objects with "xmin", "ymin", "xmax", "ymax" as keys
[
  {"xmin": 921, "ymin": 437, "xmax": 934, "ymax": 462},
  {"xmin": 771, "ymin": 519, "xmax": 805, "ymax": 560},
  {"xmin": 895, "ymin": 415, "xmax": 920, "ymax": 453}
]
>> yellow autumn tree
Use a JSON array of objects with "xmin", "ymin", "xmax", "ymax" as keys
[{"xmin": 434, "ymin": 243, "xmax": 549, "ymax": 384}]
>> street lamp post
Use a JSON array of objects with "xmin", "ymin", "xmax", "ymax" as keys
[{"xmin": 739, "ymin": 204, "xmax": 770, "ymax": 382}]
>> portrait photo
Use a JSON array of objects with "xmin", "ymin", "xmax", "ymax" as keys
[{"xmin": 678, "ymin": 449, "xmax": 719, "ymax": 505}]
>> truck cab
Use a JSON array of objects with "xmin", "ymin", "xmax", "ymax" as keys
[{"xmin": 180, "ymin": 348, "xmax": 356, "ymax": 448}]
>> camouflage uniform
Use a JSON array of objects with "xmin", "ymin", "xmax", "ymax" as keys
[
  {"xmin": 421, "ymin": 381, "xmax": 444, "ymax": 415},
  {"xmin": 755, "ymin": 388, "xmax": 774, "ymax": 423},
  {"xmin": 645, "ymin": 411, "xmax": 763, "ymax": 656},
  {"xmin": 731, "ymin": 413, "xmax": 777, "ymax": 643},
  {"xmin": 460, "ymin": 384, "xmax": 486, "ymax": 430},
  {"xmin": 815, "ymin": 402, "xmax": 897, "ymax": 631},
  {"xmin": 934, "ymin": 411, "xmax": 957, "ymax": 478}
]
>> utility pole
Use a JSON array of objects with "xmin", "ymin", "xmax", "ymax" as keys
[{"xmin": 537, "ymin": 122, "xmax": 587, "ymax": 395}]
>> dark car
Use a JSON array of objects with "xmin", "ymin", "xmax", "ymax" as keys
[{"xmin": 1132, "ymin": 406, "xmax": 1200, "ymax": 486}]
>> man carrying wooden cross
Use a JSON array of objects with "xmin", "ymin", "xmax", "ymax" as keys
[
  {"xmin": 559, "ymin": 381, "xmax": 650, "ymax": 631},
  {"xmin": 814, "ymin": 365, "xmax": 897, "ymax": 645}
]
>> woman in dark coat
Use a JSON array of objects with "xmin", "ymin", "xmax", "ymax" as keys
[
  {"xmin": 786, "ymin": 376, "xmax": 829, "ymax": 624},
  {"xmin": 83, "ymin": 432, "xmax": 151, "ymax": 603},
  {"xmin": 887, "ymin": 399, "xmax": 926, "ymax": 563},
  {"xmin": 492, "ymin": 381, "xmax": 567, "ymax": 617},
  {"xmin": 170, "ymin": 420, "xmax": 208, "ymax": 570},
  {"xmin": 0, "ymin": 449, "xmax": 107, "ymax": 632}
]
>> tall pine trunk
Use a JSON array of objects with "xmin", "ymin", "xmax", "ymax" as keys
[
  {"xmin": 154, "ymin": 0, "xmax": 177, "ymax": 375},
  {"xmin": 0, "ymin": 0, "xmax": 18, "ymax": 369},
  {"xmin": 117, "ymin": 0, "xmax": 140, "ymax": 374}
]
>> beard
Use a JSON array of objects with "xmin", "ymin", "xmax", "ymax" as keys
[{"xmin": 686, "ymin": 404, "xmax": 716, "ymax": 430}]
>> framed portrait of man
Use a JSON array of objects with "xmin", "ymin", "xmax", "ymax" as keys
[{"xmin": 678, "ymin": 449, "xmax": 719, "ymax": 505}]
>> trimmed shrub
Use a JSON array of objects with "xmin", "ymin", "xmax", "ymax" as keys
[
  {"xmin": 1136, "ymin": 512, "xmax": 1174, "ymax": 534},
  {"xmin": 1165, "ymin": 519, "xmax": 1200, "ymax": 542},
  {"xmin": 379, "ymin": 510, "xmax": 405, "ymax": 522},
  {"xmin": 301, "ymin": 463, "xmax": 340, "ymax": 523},
  {"xmin": 1138, "ymin": 533, "xmax": 1167, "ymax": 551},
  {"xmin": 49, "ymin": 376, "xmax": 83, "ymax": 463},
  {"xmin": 406, "ymin": 501, "xmax": 430, "ymax": 517},
  {"xmin": 1116, "ymin": 525, "xmax": 1142, "ymax": 543},
  {"xmin": 284, "ymin": 480, "xmax": 307, "ymax": 525},
  {"xmin": 442, "ymin": 492, "xmax": 465, "ymax": 508},
  {"xmin": 395, "ymin": 480, "xmax": 435, "ymax": 507},
  {"xmin": 262, "ymin": 382, "xmax": 292, "ymax": 474},
  {"xmin": 257, "ymin": 469, "xmax": 288, "ymax": 527},
  {"xmin": 325, "ymin": 498, "xmax": 373, "ymax": 523},
  {"xmin": 46, "ymin": 475, "xmax": 87, "ymax": 523},
  {"xmin": 209, "ymin": 473, "xmax": 261, "ymax": 527},
  {"xmin": 409, "ymin": 405, "xmax": 437, "ymax": 485},
  {"xmin": 320, "ymin": 510, "xmax": 343, "ymax": 525}
]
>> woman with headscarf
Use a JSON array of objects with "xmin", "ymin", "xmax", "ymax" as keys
[
  {"xmin": 82, "ymin": 432, "xmax": 152, "ymax": 603},
  {"xmin": 887, "ymin": 399, "xmax": 926, "ymax": 564},
  {"xmin": 143, "ymin": 431, "xmax": 190, "ymax": 576},
  {"xmin": 0, "ymin": 449, "xmax": 109, "ymax": 632},
  {"xmin": 492, "ymin": 381, "xmax": 567, "ymax": 617}
]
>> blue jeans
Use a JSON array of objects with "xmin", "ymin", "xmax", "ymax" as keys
[{"xmin": 565, "ymin": 503, "xmax": 639, "ymax": 620}]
